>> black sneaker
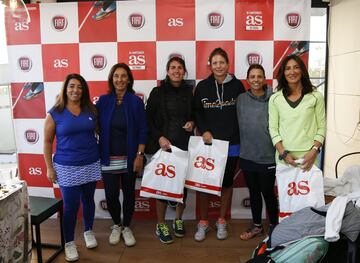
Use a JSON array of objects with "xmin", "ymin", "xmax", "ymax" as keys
[
  {"xmin": 173, "ymin": 219, "xmax": 185, "ymax": 238},
  {"xmin": 156, "ymin": 223, "xmax": 174, "ymax": 244}
]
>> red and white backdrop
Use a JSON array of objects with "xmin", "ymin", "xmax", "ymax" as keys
[{"xmin": 5, "ymin": 0, "xmax": 310, "ymax": 219}]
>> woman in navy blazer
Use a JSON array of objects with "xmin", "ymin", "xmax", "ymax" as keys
[{"xmin": 96, "ymin": 63, "xmax": 147, "ymax": 247}]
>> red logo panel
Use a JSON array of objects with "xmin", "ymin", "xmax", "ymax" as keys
[
  {"xmin": 196, "ymin": 41, "xmax": 235, "ymax": 80},
  {"xmin": 133, "ymin": 190, "xmax": 157, "ymax": 220},
  {"xmin": 88, "ymin": 81, "xmax": 108, "ymax": 105},
  {"xmin": 18, "ymin": 153, "xmax": 52, "ymax": 187},
  {"xmin": 78, "ymin": 2, "xmax": 117, "ymax": 42},
  {"xmin": 42, "ymin": 44, "xmax": 80, "ymax": 82},
  {"xmin": 235, "ymin": 0, "xmax": 273, "ymax": 40},
  {"xmin": 5, "ymin": 4, "xmax": 41, "ymax": 45},
  {"xmin": 11, "ymin": 83, "xmax": 46, "ymax": 119},
  {"xmin": 118, "ymin": 42, "xmax": 156, "ymax": 80},
  {"xmin": 273, "ymin": 41, "xmax": 309, "ymax": 78},
  {"xmin": 156, "ymin": 0, "xmax": 195, "ymax": 41}
]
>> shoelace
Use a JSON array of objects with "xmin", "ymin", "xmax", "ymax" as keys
[
  {"xmin": 175, "ymin": 220, "xmax": 183, "ymax": 230},
  {"xmin": 159, "ymin": 224, "xmax": 170, "ymax": 235}
]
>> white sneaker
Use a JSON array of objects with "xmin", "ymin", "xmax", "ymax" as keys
[
  {"xmin": 122, "ymin": 227, "xmax": 136, "ymax": 247},
  {"xmin": 194, "ymin": 222, "xmax": 209, "ymax": 242},
  {"xmin": 109, "ymin": 225, "xmax": 122, "ymax": 245},
  {"xmin": 64, "ymin": 241, "xmax": 79, "ymax": 262},
  {"xmin": 216, "ymin": 220, "xmax": 228, "ymax": 240},
  {"xmin": 84, "ymin": 230, "xmax": 98, "ymax": 248}
]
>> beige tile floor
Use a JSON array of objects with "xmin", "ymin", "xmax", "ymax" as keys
[{"xmin": 30, "ymin": 219, "xmax": 265, "ymax": 263}]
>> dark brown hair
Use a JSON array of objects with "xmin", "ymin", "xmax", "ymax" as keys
[
  {"xmin": 53, "ymin": 73, "xmax": 96, "ymax": 114},
  {"xmin": 164, "ymin": 56, "xmax": 187, "ymax": 83},
  {"xmin": 107, "ymin": 63, "xmax": 135, "ymax": 94},
  {"xmin": 276, "ymin": 54, "xmax": 314, "ymax": 96},
  {"xmin": 208, "ymin": 47, "xmax": 229, "ymax": 64},
  {"xmin": 246, "ymin": 64, "xmax": 266, "ymax": 79}
]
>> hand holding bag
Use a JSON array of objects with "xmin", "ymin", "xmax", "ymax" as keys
[
  {"xmin": 276, "ymin": 163, "xmax": 325, "ymax": 221},
  {"xmin": 140, "ymin": 145, "xmax": 188, "ymax": 203},
  {"xmin": 185, "ymin": 136, "xmax": 229, "ymax": 196}
]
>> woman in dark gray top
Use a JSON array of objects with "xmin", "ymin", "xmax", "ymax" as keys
[{"xmin": 236, "ymin": 64, "xmax": 278, "ymax": 240}]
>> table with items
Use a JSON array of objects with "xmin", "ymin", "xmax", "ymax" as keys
[{"xmin": 0, "ymin": 180, "xmax": 32, "ymax": 262}]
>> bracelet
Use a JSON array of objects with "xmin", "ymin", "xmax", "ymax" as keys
[
  {"xmin": 279, "ymin": 150, "xmax": 289, "ymax": 160},
  {"xmin": 312, "ymin": 145, "xmax": 320, "ymax": 153},
  {"xmin": 136, "ymin": 151, "xmax": 145, "ymax": 156}
]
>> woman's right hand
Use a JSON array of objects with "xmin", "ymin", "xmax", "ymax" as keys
[
  {"xmin": 47, "ymin": 167, "xmax": 57, "ymax": 183},
  {"xmin": 202, "ymin": 131, "xmax": 213, "ymax": 144},
  {"xmin": 284, "ymin": 153, "xmax": 297, "ymax": 166},
  {"xmin": 159, "ymin": 136, "xmax": 171, "ymax": 150}
]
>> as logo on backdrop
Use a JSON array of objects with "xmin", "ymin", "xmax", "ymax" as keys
[
  {"xmin": 24, "ymin": 129, "xmax": 39, "ymax": 144},
  {"xmin": 91, "ymin": 54, "xmax": 107, "ymax": 70},
  {"xmin": 28, "ymin": 167, "xmax": 42, "ymax": 176},
  {"xmin": 128, "ymin": 51, "xmax": 145, "ymax": 70},
  {"xmin": 208, "ymin": 12, "xmax": 224, "ymax": 28},
  {"xmin": 53, "ymin": 58, "xmax": 68, "ymax": 68},
  {"xmin": 194, "ymin": 156, "xmax": 215, "ymax": 171},
  {"xmin": 18, "ymin": 56, "xmax": 32, "ymax": 72},
  {"xmin": 52, "ymin": 15, "xmax": 68, "ymax": 31},
  {"xmin": 247, "ymin": 52, "xmax": 263, "ymax": 65},
  {"xmin": 155, "ymin": 163, "xmax": 176, "ymax": 178},
  {"xmin": 209, "ymin": 200, "xmax": 221, "ymax": 208},
  {"xmin": 14, "ymin": 22, "xmax": 29, "ymax": 31},
  {"xmin": 245, "ymin": 11, "xmax": 263, "ymax": 31},
  {"xmin": 168, "ymin": 17, "xmax": 184, "ymax": 27},
  {"xmin": 287, "ymin": 181, "xmax": 310, "ymax": 195},
  {"xmin": 135, "ymin": 199, "xmax": 150, "ymax": 212},
  {"xmin": 129, "ymin": 13, "xmax": 145, "ymax": 29},
  {"xmin": 286, "ymin": 12, "xmax": 301, "ymax": 29}
]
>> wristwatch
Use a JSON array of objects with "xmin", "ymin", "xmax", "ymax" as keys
[{"xmin": 279, "ymin": 150, "xmax": 289, "ymax": 160}]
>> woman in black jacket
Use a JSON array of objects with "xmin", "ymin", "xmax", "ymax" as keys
[{"xmin": 146, "ymin": 56, "xmax": 194, "ymax": 244}]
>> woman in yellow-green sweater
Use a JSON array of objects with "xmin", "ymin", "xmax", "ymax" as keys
[{"xmin": 269, "ymin": 54, "xmax": 326, "ymax": 171}]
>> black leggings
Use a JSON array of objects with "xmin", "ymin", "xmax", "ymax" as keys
[
  {"xmin": 102, "ymin": 172, "xmax": 136, "ymax": 227},
  {"xmin": 243, "ymin": 170, "xmax": 278, "ymax": 225}
]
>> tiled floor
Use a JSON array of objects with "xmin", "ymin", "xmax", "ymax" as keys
[{"xmin": 31, "ymin": 219, "xmax": 265, "ymax": 263}]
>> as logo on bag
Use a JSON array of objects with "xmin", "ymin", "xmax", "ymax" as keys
[
  {"xmin": 287, "ymin": 180, "xmax": 310, "ymax": 195},
  {"xmin": 194, "ymin": 156, "xmax": 215, "ymax": 171},
  {"xmin": 155, "ymin": 163, "xmax": 176, "ymax": 178}
]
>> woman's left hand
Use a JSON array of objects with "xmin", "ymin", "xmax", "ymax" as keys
[
  {"xmin": 301, "ymin": 149, "xmax": 318, "ymax": 171},
  {"xmin": 133, "ymin": 155, "xmax": 144, "ymax": 173},
  {"xmin": 183, "ymin": 121, "xmax": 194, "ymax": 132}
]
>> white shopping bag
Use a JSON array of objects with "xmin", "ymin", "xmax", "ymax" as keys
[
  {"xmin": 140, "ymin": 145, "xmax": 188, "ymax": 203},
  {"xmin": 276, "ymin": 163, "xmax": 325, "ymax": 221},
  {"xmin": 185, "ymin": 136, "xmax": 229, "ymax": 196}
]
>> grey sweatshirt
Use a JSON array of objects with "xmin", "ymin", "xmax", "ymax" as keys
[{"xmin": 236, "ymin": 86, "xmax": 275, "ymax": 164}]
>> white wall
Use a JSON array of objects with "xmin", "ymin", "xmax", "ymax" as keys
[{"xmin": 324, "ymin": 0, "xmax": 360, "ymax": 178}]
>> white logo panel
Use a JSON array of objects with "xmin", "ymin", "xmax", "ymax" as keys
[
  {"xmin": 156, "ymin": 41, "xmax": 196, "ymax": 80},
  {"xmin": 195, "ymin": 0, "xmax": 235, "ymax": 40},
  {"xmin": 116, "ymin": 0, "xmax": 156, "ymax": 42},
  {"xmin": 133, "ymin": 80, "xmax": 157, "ymax": 105},
  {"xmin": 235, "ymin": 41, "xmax": 274, "ymax": 80},
  {"xmin": 40, "ymin": 3, "xmax": 79, "ymax": 43},
  {"xmin": 44, "ymin": 82, "xmax": 62, "ymax": 113},
  {"xmin": 274, "ymin": 0, "xmax": 311, "ymax": 40},
  {"xmin": 7, "ymin": 45, "xmax": 43, "ymax": 83},
  {"xmin": 14, "ymin": 119, "xmax": 45, "ymax": 154},
  {"xmin": 231, "ymin": 188, "xmax": 266, "ymax": 219},
  {"xmin": 79, "ymin": 42, "xmax": 117, "ymax": 81}
]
